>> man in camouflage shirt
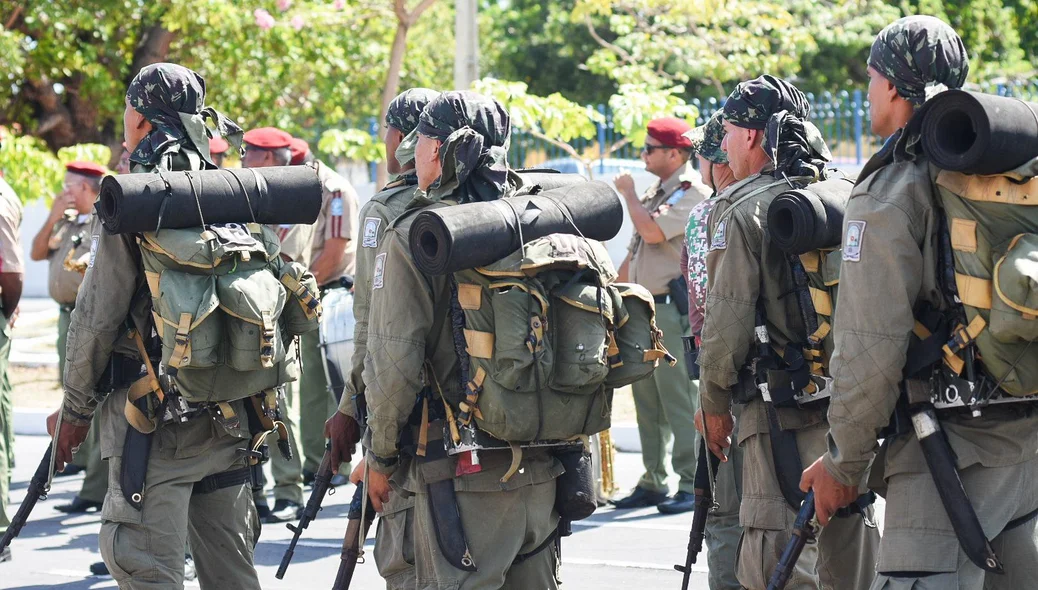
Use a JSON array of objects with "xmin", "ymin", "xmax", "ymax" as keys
[{"xmin": 696, "ymin": 75, "xmax": 879, "ymax": 590}]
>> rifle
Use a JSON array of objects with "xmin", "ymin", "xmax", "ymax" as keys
[
  {"xmin": 0, "ymin": 447, "xmax": 54, "ymax": 552},
  {"xmin": 674, "ymin": 437, "xmax": 721, "ymax": 589},
  {"xmin": 276, "ymin": 449, "xmax": 335, "ymax": 579},
  {"xmin": 331, "ymin": 479, "xmax": 377, "ymax": 589},
  {"xmin": 766, "ymin": 490, "xmax": 817, "ymax": 590}
]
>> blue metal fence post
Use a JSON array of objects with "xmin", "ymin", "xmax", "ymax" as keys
[
  {"xmin": 853, "ymin": 90, "xmax": 864, "ymax": 165},
  {"xmin": 368, "ymin": 117, "xmax": 379, "ymax": 183},
  {"xmin": 597, "ymin": 104, "xmax": 607, "ymax": 177}
]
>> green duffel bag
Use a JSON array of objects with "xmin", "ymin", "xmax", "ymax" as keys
[{"xmin": 604, "ymin": 283, "xmax": 672, "ymax": 388}]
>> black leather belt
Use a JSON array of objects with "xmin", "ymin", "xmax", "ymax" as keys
[
  {"xmin": 653, "ymin": 294, "xmax": 673, "ymax": 304},
  {"xmin": 320, "ymin": 274, "xmax": 355, "ymax": 293}
]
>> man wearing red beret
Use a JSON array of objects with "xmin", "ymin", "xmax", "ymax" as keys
[
  {"xmin": 29, "ymin": 162, "xmax": 109, "ymax": 513},
  {"xmin": 242, "ymin": 126, "xmax": 314, "ymax": 523},
  {"xmin": 209, "ymin": 136, "xmax": 230, "ymax": 168},
  {"xmin": 288, "ymin": 137, "xmax": 309, "ymax": 166},
  {"xmin": 611, "ymin": 117, "xmax": 712, "ymax": 514}
]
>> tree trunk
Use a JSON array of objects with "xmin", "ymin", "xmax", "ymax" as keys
[{"xmin": 377, "ymin": 21, "xmax": 410, "ymax": 189}]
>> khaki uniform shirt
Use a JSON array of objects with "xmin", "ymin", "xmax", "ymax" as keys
[
  {"xmin": 627, "ymin": 162, "xmax": 709, "ymax": 295},
  {"xmin": 0, "ymin": 178, "xmax": 24, "ymax": 276},
  {"xmin": 47, "ymin": 212, "xmax": 93, "ymax": 305},
  {"xmin": 698, "ymin": 173, "xmax": 826, "ymax": 441},
  {"xmin": 339, "ymin": 177, "xmax": 419, "ymax": 420},
  {"xmin": 822, "ymin": 139, "xmax": 1038, "ymax": 487},
  {"xmin": 270, "ymin": 223, "xmax": 315, "ymax": 267},
  {"xmin": 311, "ymin": 161, "xmax": 360, "ymax": 281}
]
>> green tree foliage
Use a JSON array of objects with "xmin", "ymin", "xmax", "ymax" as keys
[{"xmin": 0, "ymin": 127, "xmax": 109, "ymax": 203}]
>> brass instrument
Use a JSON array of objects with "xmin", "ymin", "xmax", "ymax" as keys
[{"xmin": 594, "ymin": 429, "xmax": 618, "ymax": 504}]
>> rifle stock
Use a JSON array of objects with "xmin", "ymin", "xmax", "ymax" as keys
[
  {"xmin": 276, "ymin": 449, "xmax": 335, "ymax": 579},
  {"xmin": 766, "ymin": 490, "xmax": 817, "ymax": 590},
  {"xmin": 1, "ymin": 447, "xmax": 54, "ymax": 552},
  {"xmin": 332, "ymin": 481, "xmax": 376, "ymax": 589}
]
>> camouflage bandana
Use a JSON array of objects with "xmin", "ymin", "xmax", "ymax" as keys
[
  {"xmin": 388, "ymin": 88, "xmax": 440, "ymax": 170},
  {"xmin": 126, "ymin": 63, "xmax": 243, "ymax": 169},
  {"xmin": 684, "ymin": 111, "xmax": 727, "ymax": 164},
  {"xmin": 416, "ymin": 90, "xmax": 512, "ymax": 203},
  {"xmin": 722, "ymin": 75, "xmax": 810, "ymax": 130},
  {"xmin": 869, "ymin": 16, "xmax": 969, "ymax": 107}
]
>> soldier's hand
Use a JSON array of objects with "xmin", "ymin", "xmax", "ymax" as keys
[
  {"xmin": 694, "ymin": 408, "xmax": 733, "ymax": 462},
  {"xmin": 612, "ymin": 171, "xmax": 637, "ymax": 199},
  {"xmin": 46, "ymin": 409, "xmax": 91, "ymax": 471},
  {"xmin": 800, "ymin": 457, "xmax": 859, "ymax": 526},
  {"xmin": 350, "ymin": 458, "xmax": 392, "ymax": 513},
  {"xmin": 324, "ymin": 411, "xmax": 361, "ymax": 473}
]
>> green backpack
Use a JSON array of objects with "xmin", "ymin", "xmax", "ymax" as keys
[
  {"xmin": 932, "ymin": 170, "xmax": 1038, "ymax": 396},
  {"xmin": 139, "ymin": 222, "xmax": 321, "ymax": 403},
  {"xmin": 449, "ymin": 232, "xmax": 671, "ymax": 444}
]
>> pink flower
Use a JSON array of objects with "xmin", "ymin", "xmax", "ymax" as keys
[
  {"xmin": 277, "ymin": 0, "xmax": 293, "ymax": 11},
  {"xmin": 291, "ymin": 15, "xmax": 306, "ymax": 30},
  {"xmin": 333, "ymin": 0, "xmax": 346, "ymax": 9},
  {"xmin": 254, "ymin": 8, "xmax": 275, "ymax": 30}
]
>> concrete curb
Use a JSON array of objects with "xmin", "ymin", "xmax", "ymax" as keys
[{"xmin": 14, "ymin": 407, "xmax": 52, "ymax": 436}]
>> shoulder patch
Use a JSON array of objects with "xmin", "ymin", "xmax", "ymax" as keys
[
  {"xmin": 362, "ymin": 217, "xmax": 382, "ymax": 248},
  {"xmin": 88, "ymin": 235, "xmax": 99, "ymax": 268},
  {"xmin": 665, "ymin": 188, "xmax": 686, "ymax": 207},
  {"xmin": 842, "ymin": 221, "xmax": 866, "ymax": 262},
  {"xmin": 372, "ymin": 252, "xmax": 387, "ymax": 289},
  {"xmin": 330, "ymin": 196, "xmax": 344, "ymax": 217},
  {"xmin": 709, "ymin": 220, "xmax": 727, "ymax": 251}
]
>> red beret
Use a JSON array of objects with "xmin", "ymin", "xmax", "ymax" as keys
[
  {"xmin": 289, "ymin": 137, "xmax": 309, "ymax": 165},
  {"xmin": 65, "ymin": 161, "xmax": 107, "ymax": 178},
  {"xmin": 209, "ymin": 137, "xmax": 230, "ymax": 155},
  {"xmin": 647, "ymin": 117, "xmax": 694, "ymax": 148},
  {"xmin": 243, "ymin": 127, "xmax": 293, "ymax": 149}
]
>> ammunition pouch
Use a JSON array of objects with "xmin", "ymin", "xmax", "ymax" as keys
[
  {"xmin": 834, "ymin": 491, "xmax": 877, "ymax": 519},
  {"xmin": 667, "ymin": 275, "xmax": 690, "ymax": 318},
  {"xmin": 682, "ymin": 336, "xmax": 699, "ymax": 381},
  {"xmin": 192, "ymin": 466, "xmax": 253, "ymax": 495},
  {"xmin": 552, "ymin": 445, "xmax": 597, "ymax": 523}
]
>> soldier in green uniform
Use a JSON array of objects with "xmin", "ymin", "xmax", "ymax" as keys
[
  {"xmin": 356, "ymin": 90, "xmax": 563, "ymax": 589},
  {"xmin": 242, "ymin": 125, "xmax": 314, "ymax": 522},
  {"xmin": 696, "ymin": 75, "xmax": 879, "ymax": 590},
  {"xmin": 0, "ymin": 170, "xmax": 24, "ymax": 563},
  {"xmin": 326, "ymin": 86, "xmax": 437, "ymax": 590},
  {"xmin": 801, "ymin": 17, "xmax": 1038, "ymax": 589},
  {"xmin": 30, "ymin": 161, "xmax": 108, "ymax": 513},
  {"xmin": 612, "ymin": 117, "xmax": 711, "ymax": 513},
  {"xmin": 47, "ymin": 63, "xmax": 262, "ymax": 590}
]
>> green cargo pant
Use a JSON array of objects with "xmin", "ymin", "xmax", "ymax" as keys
[
  {"xmin": 737, "ymin": 419, "xmax": 880, "ymax": 590},
  {"xmin": 870, "ymin": 459, "xmax": 1038, "ymax": 590},
  {"xmin": 269, "ymin": 380, "xmax": 304, "ymax": 505},
  {"xmin": 374, "ymin": 484, "xmax": 417, "ymax": 589},
  {"xmin": 632, "ymin": 300, "xmax": 698, "ymax": 494},
  {"xmin": 298, "ymin": 330, "xmax": 337, "ymax": 473},
  {"xmin": 0, "ymin": 321, "xmax": 11, "ymax": 536},
  {"xmin": 412, "ymin": 477, "xmax": 560, "ymax": 589},
  {"xmin": 99, "ymin": 410, "xmax": 261, "ymax": 590},
  {"xmin": 703, "ymin": 403, "xmax": 744, "ymax": 590}
]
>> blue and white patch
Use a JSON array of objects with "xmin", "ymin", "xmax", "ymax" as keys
[
  {"xmin": 665, "ymin": 188, "xmax": 686, "ymax": 207},
  {"xmin": 709, "ymin": 220, "xmax": 727, "ymax": 251},
  {"xmin": 88, "ymin": 235, "xmax": 99, "ymax": 268},
  {"xmin": 372, "ymin": 252, "xmax": 387, "ymax": 289},
  {"xmin": 362, "ymin": 217, "xmax": 382, "ymax": 249},
  {"xmin": 330, "ymin": 196, "xmax": 344, "ymax": 217},
  {"xmin": 842, "ymin": 220, "xmax": 866, "ymax": 262}
]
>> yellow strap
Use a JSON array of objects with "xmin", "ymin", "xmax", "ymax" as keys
[
  {"xmin": 799, "ymin": 251, "xmax": 821, "ymax": 273},
  {"xmin": 144, "ymin": 271, "xmax": 161, "ymax": 296},
  {"xmin": 417, "ymin": 396, "xmax": 430, "ymax": 457},
  {"xmin": 809, "ymin": 287, "xmax": 833, "ymax": 317},
  {"xmin": 168, "ymin": 312, "xmax": 193, "ymax": 369},
  {"xmin": 259, "ymin": 310, "xmax": 275, "ymax": 368},
  {"xmin": 464, "ymin": 329, "xmax": 495, "ymax": 359},
  {"xmin": 950, "ymin": 218, "xmax": 978, "ymax": 253},
  {"xmin": 129, "ymin": 329, "xmax": 165, "ymax": 403},
  {"xmin": 279, "ymin": 274, "xmax": 321, "ymax": 320},
  {"xmin": 937, "ymin": 169, "xmax": 1038, "ymax": 206},
  {"xmin": 955, "ymin": 273, "xmax": 993, "ymax": 310},
  {"xmin": 913, "ymin": 321, "xmax": 932, "ymax": 340},
  {"xmin": 527, "ymin": 314, "xmax": 546, "ymax": 354},
  {"xmin": 457, "ymin": 283, "xmax": 482, "ymax": 310},
  {"xmin": 499, "ymin": 443, "xmax": 523, "ymax": 485},
  {"xmin": 809, "ymin": 321, "xmax": 831, "ymax": 345},
  {"xmin": 249, "ymin": 396, "xmax": 276, "ymax": 432},
  {"xmin": 217, "ymin": 402, "xmax": 236, "ymax": 420},
  {"xmin": 124, "ymin": 377, "xmax": 158, "ymax": 434}
]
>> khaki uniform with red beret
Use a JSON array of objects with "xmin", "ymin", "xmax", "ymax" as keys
[{"xmin": 623, "ymin": 118, "xmax": 711, "ymax": 502}]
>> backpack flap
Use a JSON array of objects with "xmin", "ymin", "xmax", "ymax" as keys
[
  {"xmin": 152, "ymin": 272, "xmax": 222, "ymax": 371},
  {"xmin": 279, "ymin": 261, "xmax": 322, "ymax": 336},
  {"xmin": 217, "ymin": 269, "xmax": 288, "ymax": 371},
  {"xmin": 991, "ymin": 233, "xmax": 1038, "ymax": 342},
  {"xmin": 549, "ymin": 280, "xmax": 612, "ymax": 394},
  {"xmin": 605, "ymin": 283, "xmax": 669, "ymax": 388}
]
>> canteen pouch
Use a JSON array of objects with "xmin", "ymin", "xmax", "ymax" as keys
[
  {"xmin": 278, "ymin": 261, "xmax": 322, "ymax": 337},
  {"xmin": 553, "ymin": 445, "xmax": 597, "ymax": 522},
  {"xmin": 151, "ymin": 271, "xmax": 222, "ymax": 370}
]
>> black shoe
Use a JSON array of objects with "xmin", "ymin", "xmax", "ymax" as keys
[
  {"xmin": 89, "ymin": 561, "xmax": 109, "ymax": 575},
  {"xmin": 0, "ymin": 547, "xmax": 10, "ymax": 562},
  {"xmin": 55, "ymin": 496, "xmax": 103, "ymax": 514},
  {"xmin": 657, "ymin": 491, "xmax": 697, "ymax": 514},
  {"xmin": 55, "ymin": 464, "xmax": 84, "ymax": 477},
  {"xmin": 254, "ymin": 496, "xmax": 271, "ymax": 520},
  {"xmin": 302, "ymin": 469, "xmax": 316, "ymax": 487},
  {"xmin": 329, "ymin": 473, "xmax": 350, "ymax": 488},
  {"xmin": 610, "ymin": 486, "xmax": 669, "ymax": 509},
  {"xmin": 266, "ymin": 499, "xmax": 302, "ymax": 523}
]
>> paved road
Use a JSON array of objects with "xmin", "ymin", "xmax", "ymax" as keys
[{"xmin": 0, "ymin": 433, "xmax": 715, "ymax": 589}]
